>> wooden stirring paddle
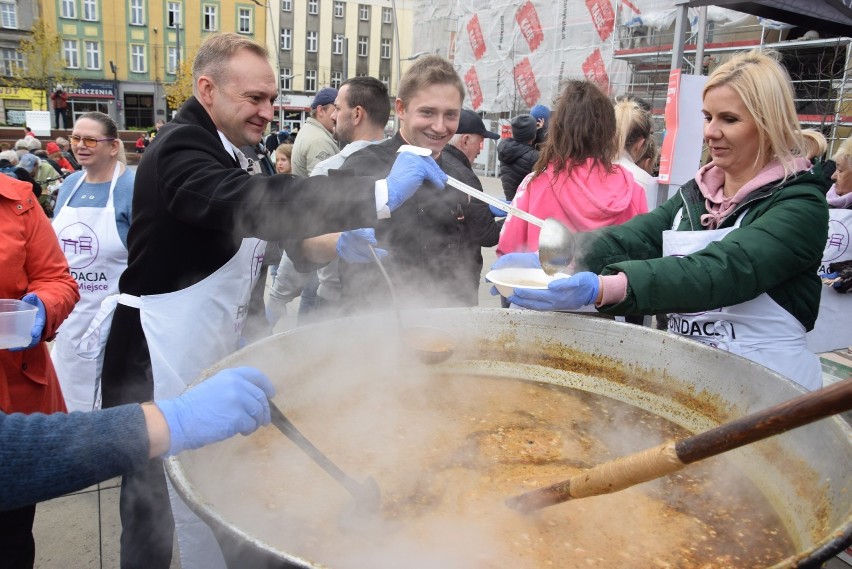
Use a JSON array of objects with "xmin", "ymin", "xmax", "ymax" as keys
[{"xmin": 506, "ymin": 377, "xmax": 852, "ymax": 514}]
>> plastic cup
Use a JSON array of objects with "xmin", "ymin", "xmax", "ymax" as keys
[{"xmin": 0, "ymin": 299, "xmax": 37, "ymax": 349}]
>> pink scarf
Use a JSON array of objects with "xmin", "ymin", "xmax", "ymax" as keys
[
  {"xmin": 826, "ymin": 184, "xmax": 852, "ymax": 209},
  {"xmin": 695, "ymin": 158, "xmax": 812, "ymax": 229}
]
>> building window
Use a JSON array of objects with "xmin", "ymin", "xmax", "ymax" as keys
[
  {"xmin": 332, "ymin": 33, "xmax": 344, "ymax": 55},
  {"xmin": 85, "ymin": 41, "xmax": 100, "ymax": 70},
  {"xmin": 280, "ymin": 29, "xmax": 291, "ymax": 51},
  {"xmin": 1, "ymin": 48, "xmax": 23, "ymax": 77},
  {"xmin": 82, "ymin": 0, "xmax": 97, "ymax": 21},
  {"xmin": 331, "ymin": 71, "xmax": 342, "ymax": 89},
  {"xmin": 129, "ymin": 0, "xmax": 144, "ymax": 25},
  {"xmin": 357, "ymin": 36, "xmax": 368, "ymax": 57},
  {"xmin": 381, "ymin": 38, "xmax": 391, "ymax": 59},
  {"xmin": 130, "ymin": 44, "xmax": 146, "ymax": 73},
  {"xmin": 359, "ymin": 4, "xmax": 369, "ymax": 21},
  {"xmin": 306, "ymin": 31, "xmax": 318, "ymax": 53},
  {"xmin": 167, "ymin": 46, "xmax": 178, "ymax": 74},
  {"xmin": 334, "ymin": 1, "xmax": 343, "ymax": 18},
  {"xmin": 382, "ymin": 7, "xmax": 392, "ymax": 24},
  {"xmin": 238, "ymin": 7, "xmax": 251, "ymax": 33},
  {"xmin": 0, "ymin": 1, "xmax": 17, "ymax": 28},
  {"xmin": 305, "ymin": 69, "xmax": 317, "ymax": 92},
  {"xmin": 308, "ymin": 0, "xmax": 318, "ymax": 15},
  {"xmin": 167, "ymin": 2, "xmax": 181, "ymax": 27},
  {"xmin": 282, "ymin": 0, "xmax": 291, "ymax": 11},
  {"xmin": 203, "ymin": 5, "xmax": 217, "ymax": 31},
  {"xmin": 380, "ymin": 74, "xmax": 390, "ymax": 89},
  {"xmin": 281, "ymin": 68, "xmax": 293, "ymax": 90},
  {"xmin": 63, "ymin": 40, "xmax": 79, "ymax": 68},
  {"xmin": 60, "ymin": 0, "xmax": 76, "ymax": 19}
]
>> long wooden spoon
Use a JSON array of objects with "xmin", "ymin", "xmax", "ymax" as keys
[{"xmin": 506, "ymin": 377, "xmax": 852, "ymax": 513}]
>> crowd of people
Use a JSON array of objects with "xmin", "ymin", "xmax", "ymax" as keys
[{"xmin": 0, "ymin": 31, "xmax": 847, "ymax": 569}]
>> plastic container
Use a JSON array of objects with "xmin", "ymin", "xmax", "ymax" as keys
[{"xmin": 0, "ymin": 299, "xmax": 37, "ymax": 349}]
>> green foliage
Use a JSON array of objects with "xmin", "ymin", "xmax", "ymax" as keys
[{"xmin": 4, "ymin": 19, "xmax": 77, "ymax": 107}]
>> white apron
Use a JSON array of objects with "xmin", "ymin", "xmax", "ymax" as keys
[
  {"xmin": 662, "ymin": 210, "xmax": 822, "ymax": 391},
  {"xmin": 79, "ymin": 147, "xmax": 266, "ymax": 569},
  {"xmin": 52, "ymin": 163, "xmax": 127, "ymax": 411}
]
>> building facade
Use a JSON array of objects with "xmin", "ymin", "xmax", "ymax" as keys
[{"xmin": 0, "ymin": 0, "xmax": 45, "ymax": 126}]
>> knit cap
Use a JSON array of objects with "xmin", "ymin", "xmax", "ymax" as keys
[{"xmin": 511, "ymin": 114, "xmax": 537, "ymax": 143}]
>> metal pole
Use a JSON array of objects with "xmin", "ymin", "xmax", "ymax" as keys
[{"xmin": 694, "ymin": 6, "xmax": 707, "ymax": 76}]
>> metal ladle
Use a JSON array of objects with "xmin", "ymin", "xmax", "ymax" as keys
[
  {"xmin": 267, "ymin": 400, "xmax": 381, "ymax": 519},
  {"xmin": 397, "ymin": 145, "xmax": 576, "ymax": 275},
  {"xmin": 367, "ymin": 244, "xmax": 455, "ymax": 365}
]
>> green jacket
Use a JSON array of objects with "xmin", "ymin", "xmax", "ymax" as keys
[{"xmin": 576, "ymin": 168, "xmax": 829, "ymax": 330}]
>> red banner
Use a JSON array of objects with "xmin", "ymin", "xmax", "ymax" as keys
[
  {"xmin": 466, "ymin": 14, "xmax": 487, "ymax": 61},
  {"xmin": 516, "ymin": 1, "xmax": 544, "ymax": 52},
  {"xmin": 585, "ymin": 0, "xmax": 615, "ymax": 42},
  {"xmin": 464, "ymin": 66, "xmax": 484, "ymax": 110},
  {"xmin": 513, "ymin": 58, "xmax": 541, "ymax": 108},
  {"xmin": 581, "ymin": 49, "xmax": 610, "ymax": 93}
]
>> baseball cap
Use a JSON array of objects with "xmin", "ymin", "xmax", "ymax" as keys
[
  {"xmin": 456, "ymin": 109, "xmax": 499, "ymax": 140},
  {"xmin": 311, "ymin": 87, "xmax": 338, "ymax": 109}
]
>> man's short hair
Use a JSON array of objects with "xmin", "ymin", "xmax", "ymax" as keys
[
  {"xmin": 340, "ymin": 76, "xmax": 391, "ymax": 128},
  {"xmin": 397, "ymin": 55, "xmax": 464, "ymax": 108},
  {"xmin": 192, "ymin": 32, "xmax": 269, "ymax": 90}
]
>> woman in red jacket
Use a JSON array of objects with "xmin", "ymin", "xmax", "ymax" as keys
[{"xmin": 0, "ymin": 175, "xmax": 79, "ymax": 568}]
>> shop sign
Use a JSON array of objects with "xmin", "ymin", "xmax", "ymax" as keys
[
  {"xmin": 0, "ymin": 87, "xmax": 44, "ymax": 101},
  {"xmin": 66, "ymin": 82, "xmax": 115, "ymax": 98}
]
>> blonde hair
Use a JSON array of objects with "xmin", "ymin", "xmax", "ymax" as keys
[
  {"xmin": 275, "ymin": 143, "xmax": 293, "ymax": 161},
  {"xmin": 703, "ymin": 49, "xmax": 804, "ymax": 179},
  {"xmin": 613, "ymin": 98, "xmax": 652, "ymax": 162},
  {"xmin": 832, "ymin": 136, "xmax": 852, "ymax": 170},
  {"xmin": 799, "ymin": 129, "xmax": 827, "ymax": 160},
  {"xmin": 397, "ymin": 55, "xmax": 464, "ymax": 108}
]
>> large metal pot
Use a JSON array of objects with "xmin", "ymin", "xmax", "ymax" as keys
[{"xmin": 166, "ymin": 308, "xmax": 852, "ymax": 568}]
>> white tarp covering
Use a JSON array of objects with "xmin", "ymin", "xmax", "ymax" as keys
[{"xmin": 439, "ymin": 0, "xmax": 699, "ymax": 113}]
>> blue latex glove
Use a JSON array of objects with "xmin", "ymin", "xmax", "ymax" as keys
[
  {"xmin": 491, "ymin": 252, "xmax": 542, "ymax": 270},
  {"xmin": 9, "ymin": 293, "xmax": 46, "ymax": 351},
  {"xmin": 508, "ymin": 272, "xmax": 601, "ymax": 311},
  {"xmin": 489, "ymin": 201, "xmax": 510, "ymax": 218},
  {"xmin": 386, "ymin": 152, "xmax": 448, "ymax": 212},
  {"xmin": 156, "ymin": 367, "xmax": 276, "ymax": 456},
  {"xmin": 336, "ymin": 228, "xmax": 388, "ymax": 263}
]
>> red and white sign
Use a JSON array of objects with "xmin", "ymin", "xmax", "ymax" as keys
[
  {"xmin": 513, "ymin": 57, "xmax": 541, "ymax": 108},
  {"xmin": 516, "ymin": 1, "xmax": 545, "ymax": 52},
  {"xmin": 585, "ymin": 0, "xmax": 615, "ymax": 41},
  {"xmin": 466, "ymin": 14, "xmax": 487, "ymax": 61},
  {"xmin": 581, "ymin": 49, "xmax": 610, "ymax": 93},
  {"xmin": 464, "ymin": 66, "xmax": 484, "ymax": 110}
]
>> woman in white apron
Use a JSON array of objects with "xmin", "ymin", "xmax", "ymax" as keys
[
  {"xmin": 492, "ymin": 50, "xmax": 829, "ymax": 391},
  {"xmin": 51, "ymin": 112, "xmax": 133, "ymax": 411}
]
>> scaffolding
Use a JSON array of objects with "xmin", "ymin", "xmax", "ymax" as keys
[{"xmin": 609, "ymin": 6, "xmax": 852, "ymax": 155}]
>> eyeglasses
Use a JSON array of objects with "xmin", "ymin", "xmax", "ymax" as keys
[{"xmin": 69, "ymin": 135, "xmax": 116, "ymax": 148}]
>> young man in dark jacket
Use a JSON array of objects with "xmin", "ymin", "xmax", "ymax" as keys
[{"xmin": 497, "ymin": 114, "xmax": 539, "ymax": 200}]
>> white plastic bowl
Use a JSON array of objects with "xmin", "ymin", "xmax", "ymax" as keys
[
  {"xmin": 0, "ymin": 299, "xmax": 37, "ymax": 349},
  {"xmin": 485, "ymin": 268, "xmax": 569, "ymax": 298}
]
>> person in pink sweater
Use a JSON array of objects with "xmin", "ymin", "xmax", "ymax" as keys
[{"xmin": 498, "ymin": 80, "xmax": 648, "ymax": 256}]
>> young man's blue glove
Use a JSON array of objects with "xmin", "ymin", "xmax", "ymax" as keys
[
  {"xmin": 491, "ymin": 252, "xmax": 542, "ymax": 270},
  {"xmin": 9, "ymin": 293, "xmax": 46, "ymax": 351},
  {"xmin": 489, "ymin": 201, "xmax": 510, "ymax": 217},
  {"xmin": 336, "ymin": 228, "xmax": 388, "ymax": 263},
  {"xmin": 385, "ymin": 152, "xmax": 447, "ymax": 212},
  {"xmin": 156, "ymin": 367, "xmax": 276, "ymax": 456},
  {"xmin": 508, "ymin": 272, "xmax": 600, "ymax": 311}
]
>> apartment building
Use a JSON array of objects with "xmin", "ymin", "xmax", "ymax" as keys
[{"xmin": 0, "ymin": 0, "xmax": 43, "ymax": 126}]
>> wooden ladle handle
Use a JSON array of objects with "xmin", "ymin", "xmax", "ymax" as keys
[{"xmin": 507, "ymin": 377, "xmax": 852, "ymax": 513}]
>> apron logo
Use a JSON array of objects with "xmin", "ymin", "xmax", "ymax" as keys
[
  {"xmin": 668, "ymin": 314, "xmax": 737, "ymax": 340},
  {"xmin": 824, "ymin": 218, "xmax": 849, "ymax": 263},
  {"xmin": 57, "ymin": 222, "xmax": 100, "ymax": 269}
]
